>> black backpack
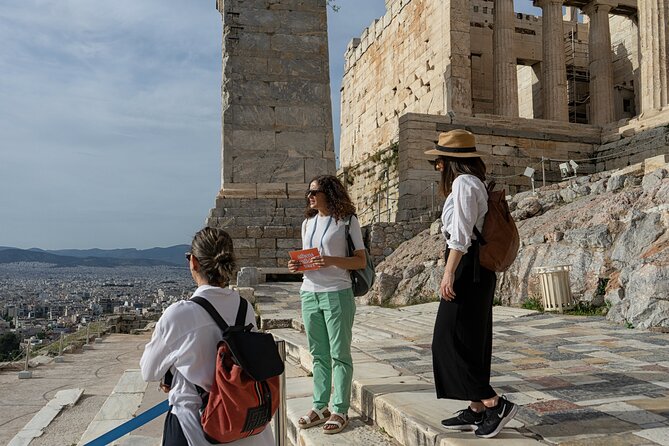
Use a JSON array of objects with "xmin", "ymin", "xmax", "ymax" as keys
[{"xmin": 344, "ymin": 215, "xmax": 375, "ymax": 296}]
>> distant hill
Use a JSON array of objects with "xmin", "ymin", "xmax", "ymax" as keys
[
  {"xmin": 0, "ymin": 246, "xmax": 189, "ymax": 267},
  {"xmin": 40, "ymin": 245, "xmax": 190, "ymax": 266}
]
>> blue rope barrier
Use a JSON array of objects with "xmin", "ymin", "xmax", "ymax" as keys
[{"xmin": 83, "ymin": 399, "xmax": 170, "ymax": 446}]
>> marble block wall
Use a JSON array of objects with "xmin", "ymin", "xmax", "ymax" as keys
[{"xmin": 207, "ymin": 0, "xmax": 336, "ymax": 269}]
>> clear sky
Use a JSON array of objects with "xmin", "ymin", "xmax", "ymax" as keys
[{"xmin": 0, "ymin": 1, "xmax": 542, "ymax": 250}]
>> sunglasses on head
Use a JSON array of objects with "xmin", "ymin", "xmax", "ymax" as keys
[{"xmin": 305, "ymin": 189, "xmax": 323, "ymax": 198}]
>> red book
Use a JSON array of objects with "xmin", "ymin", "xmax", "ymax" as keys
[{"xmin": 289, "ymin": 248, "xmax": 320, "ymax": 271}]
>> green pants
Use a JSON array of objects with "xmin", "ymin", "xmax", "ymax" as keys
[{"xmin": 300, "ymin": 288, "xmax": 356, "ymax": 414}]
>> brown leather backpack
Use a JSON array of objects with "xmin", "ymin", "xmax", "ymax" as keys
[{"xmin": 473, "ymin": 182, "xmax": 520, "ymax": 272}]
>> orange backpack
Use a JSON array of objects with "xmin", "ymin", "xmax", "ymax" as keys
[
  {"xmin": 192, "ymin": 296, "xmax": 283, "ymax": 443},
  {"xmin": 473, "ymin": 182, "xmax": 520, "ymax": 272}
]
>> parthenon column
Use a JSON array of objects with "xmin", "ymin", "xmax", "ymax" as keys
[
  {"xmin": 493, "ymin": 0, "xmax": 519, "ymax": 116},
  {"xmin": 535, "ymin": 0, "xmax": 569, "ymax": 121},
  {"xmin": 582, "ymin": 1, "xmax": 615, "ymax": 125},
  {"xmin": 638, "ymin": 0, "xmax": 669, "ymax": 114}
]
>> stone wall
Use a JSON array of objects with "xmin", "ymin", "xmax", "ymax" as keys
[
  {"xmin": 207, "ymin": 0, "xmax": 335, "ymax": 268},
  {"xmin": 339, "ymin": 0, "xmax": 448, "ymax": 167},
  {"xmin": 338, "ymin": 143, "xmax": 400, "ymax": 225},
  {"xmin": 395, "ymin": 112, "xmax": 601, "ymax": 221},
  {"xmin": 208, "ymin": 197, "xmax": 303, "ymax": 268},
  {"xmin": 367, "ymin": 220, "xmax": 432, "ymax": 265},
  {"xmin": 595, "ymin": 124, "xmax": 669, "ymax": 172}
]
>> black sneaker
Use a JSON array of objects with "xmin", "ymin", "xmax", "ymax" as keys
[
  {"xmin": 474, "ymin": 396, "xmax": 518, "ymax": 438},
  {"xmin": 440, "ymin": 407, "xmax": 484, "ymax": 431}
]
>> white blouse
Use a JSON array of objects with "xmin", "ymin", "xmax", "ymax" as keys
[
  {"xmin": 440, "ymin": 174, "xmax": 488, "ymax": 253},
  {"xmin": 140, "ymin": 285, "xmax": 274, "ymax": 446}
]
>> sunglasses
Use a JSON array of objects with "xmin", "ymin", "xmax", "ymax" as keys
[
  {"xmin": 305, "ymin": 189, "xmax": 324, "ymax": 198},
  {"xmin": 185, "ymin": 252, "xmax": 192, "ymax": 262},
  {"xmin": 428, "ymin": 158, "xmax": 445, "ymax": 171}
]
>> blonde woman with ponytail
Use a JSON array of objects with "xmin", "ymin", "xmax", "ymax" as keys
[{"xmin": 140, "ymin": 227, "xmax": 274, "ymax": 446}]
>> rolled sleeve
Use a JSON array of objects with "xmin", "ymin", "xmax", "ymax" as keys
[{"xmin": 447, "ymin": 176, "xmax": 483, "ymax": 253}]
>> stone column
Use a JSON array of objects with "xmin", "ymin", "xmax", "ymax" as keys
[
  {"xmin": 639, "ymin": 0, "xmax": 669, "ymax": 114},
  {"xmin": 493, "ymin": 0, "xmax": 519, "ymax": 116},
  {"xmin": 582, "ymin": 1, "xmax": 615, "ymax": 125},
  {"xmin": 207, "ymin": 0, "xmax": 336, "ymax": 269},
  {"xmin": 535, "ymin": 0, "xmax": 569, "ymax": 121}
]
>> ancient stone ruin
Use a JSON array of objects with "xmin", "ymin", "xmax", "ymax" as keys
[
  {"xmin": 206, "ymin": 0, "xmax": 336, "ymax": 269},
  {"xmin": 340, "ymin": 0, "xmax": 669, "ymax": 225},
  {"xmin": 206, "ymin": 0, "xmax": 668, "ymax": 273}
]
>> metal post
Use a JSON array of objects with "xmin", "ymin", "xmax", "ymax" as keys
[
  {"xmin": 431, "ymin": 182, "xmax": 435, "ymax": 215},
  {"xmin": 86, "ymin": 324, "xmax": 90, "ymax": 345},
  {"xmin": 541, "ymin": 157, "xmax": 546, "ymax": 187},
  {"xmin": 59, "ymin": 332, "xmax": 64, "ymax": 356},
  {"xmin": 24, "ymin": 339, "xmax": 31, "ymax": 371},
  {"xmin": 273, "ymin": 340, "xmax": 287, "ymax": 446}
]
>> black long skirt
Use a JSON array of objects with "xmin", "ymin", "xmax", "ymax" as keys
[{"xmin": 432, "ymin": 243, "xmax": 497, "ymax": 402}]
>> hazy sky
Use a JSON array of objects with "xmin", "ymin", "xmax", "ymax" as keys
[{"xmin": 0, "ymin": 1, "xmax": 541, "ymax": 250}]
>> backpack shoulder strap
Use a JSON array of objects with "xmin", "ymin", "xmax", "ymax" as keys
[
  {"xmin": 191, "ymin": 296, "xmax": 229, "ymax": 332},
  {"xmin": 235, "ymin": 297, "xmax": 248, "ymax": 327}
]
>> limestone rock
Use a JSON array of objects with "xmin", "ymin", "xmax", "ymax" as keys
[
  {"xmin": 368, "ymin": 161, "xmax": 669, "ymax": 329},
  {"xmin": 517, "ymin": 197, "xmax": 542, "ymax": 217},
  {"xmin": 607, "ymin": 174, "xmax": 626, "ymax": 192}
]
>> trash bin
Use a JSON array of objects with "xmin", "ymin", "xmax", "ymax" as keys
[{"xmin": 534, "ymin": 265, "xmax": 573, "ymax": 312}]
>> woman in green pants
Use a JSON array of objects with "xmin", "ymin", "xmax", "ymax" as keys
[{"xmin": 288, "ymin": 174, "xmax": 366, "ymax": 435}]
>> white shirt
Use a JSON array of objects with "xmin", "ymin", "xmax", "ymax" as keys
[
  {"xmin": 300, "ymin": 214, "xmax": 365, "ymax": 292},
  {"xmin": 441, "ymin": 174, "xmax": 488, "ymax": 253},
  {"xmin": 140, "ymin": 285, "xmax": 274, "ymax": 446}
]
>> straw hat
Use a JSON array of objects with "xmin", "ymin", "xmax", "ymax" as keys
[{"xmin": 424, "ymin": 129, "xmax": 483, "ymax": 158}]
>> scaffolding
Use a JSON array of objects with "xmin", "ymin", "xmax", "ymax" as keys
[{"xmin": 565, "ymin": 30, "xmax": 590, "ymax": 124}]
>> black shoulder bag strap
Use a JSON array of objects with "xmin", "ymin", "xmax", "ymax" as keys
[
  {"xmin": 190, "ymin": 295, "xmax": 249, "ymax": 401},
  {"xmin": 191, "ymin": 295, "xmax": 249, "ymax": 332},
  {"xmin": 344, "ymin": 214, "xmax": 357, "ymax": 256}
]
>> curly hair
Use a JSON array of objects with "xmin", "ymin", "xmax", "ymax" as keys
[
  {"xmin": 190, "ymin": 227, "xmax": 236, "ymax": 287},
  {"xmin": 304, "ymin": 175, "xmax": 356, "ymax": 222},
  {"xmin": 438, "ymin": 156, "xmax": 487, "ymax": 196}
]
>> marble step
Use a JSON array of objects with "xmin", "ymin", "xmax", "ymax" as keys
[
  {"xmin": 77, "ymin": 369, "xmax": 149, "ymax": 445},
  {"xmin": 8, "ymin": 388, "xmax": 84, "ymax": 446},
  {"xmin": 271, "ymin": 328, "xmax": 542, "ymax": 446}
]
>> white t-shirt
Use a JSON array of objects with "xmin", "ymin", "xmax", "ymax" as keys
[
  {"xmin": 140, "ymin": 285, "xmax": 274, "ymax": 446},
  {"xmin": 441, "ymin": 174, "xmax": 488, "ymax": 253},
  {"xmin": 300, "ymin": 214, "xmax": 365, "ymax": 292}
]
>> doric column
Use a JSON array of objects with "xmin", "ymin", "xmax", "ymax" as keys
[
  {"xmin": 493, "ymin": 0, "xmax": 519, "ymax": 116},
  {"xmin": 582, "ymin": 1, "xmax": 615, "ymax": 125},
  {"xmin": 444, "ymin": 0, "xmax": 473, "ymax": 115},
  {"xmin": 639, "ymin": 0, "xmax": 669, "ymax": 114},
  {"xmin": 535, "ymin": 0, "xmax": 569, "ymax": 121}
]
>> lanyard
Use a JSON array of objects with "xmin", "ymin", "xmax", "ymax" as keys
[{"xmin": 309, "ymin": 216, "xmax": 333, "ymax": 251}]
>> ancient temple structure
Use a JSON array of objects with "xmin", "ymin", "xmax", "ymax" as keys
[
  {"xmin": 206, "ymin": 0, "xmax": 336, "ymax": 268},
  {"xmin": 339, "ymin": 0, "xmax": 669, "ymax": 224}
]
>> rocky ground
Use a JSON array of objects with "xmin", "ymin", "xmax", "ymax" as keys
[{"xmin": 364, "ymin": 156, "xmax": 669, "ymax": 329}]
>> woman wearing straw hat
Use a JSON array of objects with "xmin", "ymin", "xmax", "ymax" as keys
[{"xmin": 425, "ymin": 129, "xmax": 517, "ymax": 439}]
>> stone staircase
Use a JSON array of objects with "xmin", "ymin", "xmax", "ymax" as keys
[
  {"xmin": 272, "ymin": 326, "xmax": 539, "ymax": 446},
  {"xmin": 76, "ymin": 369, "xmax": 158, "ymax": 446}
]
